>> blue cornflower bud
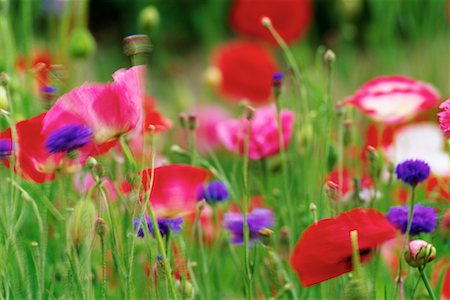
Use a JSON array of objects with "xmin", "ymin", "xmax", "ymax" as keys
[
  {"xmin": 395, "ymin": 159, "xmax": 430, "ymax": 187},
  {"xmin": 45, "ymin": 124, "xmax": 92, "ymax": 153}
]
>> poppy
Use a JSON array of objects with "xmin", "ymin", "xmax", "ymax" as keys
[
  {"xmin": 217, "ymin": 104, "xmax": 294, "ymax": 160},
  {"xmin": 438, "ymin": 99, "xmax": 450, "ymax": 137},
  {"xmin": 345, "ymin": 76, "xmax": 440, "ymax": 124},
  {"xmin": 212, "ymin": 41, "xmax": 278, "ymax": 104},
  {"xmin": 290, "ymin": 208, "xmax": 396, "ymax": 287},
  {"xmin": 229, "ymin": 0, "xmax": 313, "ymax": 45},
  {"xmin": 140, "ymin": 164, "xmax": 211, "ymax": 218},
  {"xmin": 43, "ymin": 65, "xmax": 145, "ymax": 145}
]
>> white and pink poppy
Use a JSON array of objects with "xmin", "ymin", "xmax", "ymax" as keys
[{"xmin": 345, "ymin": 76, "xmax": 440, "ymax": 124}]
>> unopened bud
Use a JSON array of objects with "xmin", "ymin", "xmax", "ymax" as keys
[
  {"xmin": 261, "ymin": 16, "xmax": 272, "ymax": 27},
  {"xmin": 197, "ymin": 199, "xmax": 206, "ymax": 212},
  {"xmin": 245, "ymin": 106, "xmax": 255, "ymax": 121},
  {"xmin": 178, "ymin": 112, "xmax": 188, "ymax": 129},
  {"xmin": 68, "ymin": 200, "xmax": 96, "ymax": 246},
  {"xmin": 69, "ymin": 27, "xmax": 96, "ymax": 59},
  {"xmin": 203, "ymin": 66, "xmax": 222, "ymax": 89},
  {"xmin": 324, "ymin": 49, "xmax": 336, "ymax": 64},
  {"xmin": 325, "ymin": 181, "xmax": 339, "ymax": 201},
  {"xmin": 138, "ymin": 6, "xmax": 160, "ymax": 33},
  {"xmin": 404, "ymin": 240, "xmax": 436, "ymax": 268},
  {"xmin": 86, "ymin": 157, "xmax": 98, "ymax": 169},
  {"xmin": 0, "ymin": 86, "xmax": 8, "ymax": 110},
  {"xmin": 343, "ymin": 279, "xmax": 368, "ymax": 300},
  {"xmin": 31, "ymin": 241, "xmax": 39, "ymax": 248},
  {"xmin": 0, "ymin": 72, "xmax": 10, "ymax": 86},
  {"xmin": 178, "ymin": 280, "xmax": 194, "ymax": 299},
  {"xmin": 187, "ymin": 113, "xmax": 197, "ymax": 131},
  {"xmin": 95, "ymin": 218, "xmax": 107, "ymax": 237}
]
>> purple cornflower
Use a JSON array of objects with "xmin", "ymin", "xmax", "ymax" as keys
[
  {"xmin": 134, "ymin": 216, "xmax": 183, "ymax": 238},
  {"xmin": 196, "ymin": 180, "xmax": 229, "ymax": 204},
  {"xmin": 386, "ymin": 203, "xmax": 437, "ymax": 236},
  {"xmin": 45, "ymin": 124, "xmax": 92, "ymax": 153},
  {"xmin": 223, "ymin": 208, "xmax": 274, "ymax": 245},
  {"xmin": 395, "ymin": 159, "xmax": 430, "ymax": 187},
  {"xmin": 0, "ymin": 139, "xmax": 12, "ymax": 158}
]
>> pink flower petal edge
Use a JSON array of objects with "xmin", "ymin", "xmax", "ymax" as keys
[
  {"xmin": 43, "ymin": 65, "xmax": 145, "ymax": 144},
  {"xmin": 345, "ymin": 76, "xmax": 440, "ymax": 124},
  {"xmin": 438, "ymin": 99, "xmax": 450, "ymax": 138}
]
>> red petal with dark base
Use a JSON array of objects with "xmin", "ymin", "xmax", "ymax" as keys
[{"xmin": 290, "ymin": 208, "xmax": 396, "ymax": 287}]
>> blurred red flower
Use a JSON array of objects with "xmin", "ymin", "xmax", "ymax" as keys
[
  {"xmin": 142, "ymin": 94, "xmax": 172, "ymax": 133},
  {"xmin": 290, "ymin": 208, "xmax": 396, "ymax": 287},
  {"xmin": 140, "ymin": 164, "xmax": 211, "ymax": 218},
  {"xmin": 212, "ymin": 41, "xmax": 278, "ymax": 104},
  {"xmin": 16, "ymin": 49, "xmax": 53, "ymax": 91},
  {"xmin": 229, "ymin": 0, "xmax": 313, "ymax": 45}
]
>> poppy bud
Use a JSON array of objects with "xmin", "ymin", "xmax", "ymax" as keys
[
  {"xmin": 325, "ymin": 181, "xmax": 339, "ymax": 201},
  {"xmin": 323, "ymin": 49, "xmax": 336, "ymax": 64},
  {"xmin": 177, "ymin": 280, "xmax": 194, "ymax": 299},
  {"xmin": 367, "ymin": 146, "xmax": 382, "ymax": 180},
  {"xmin": 123, "ymin": 34, "xmax": 151, "ymax": 65},
  {"xmin": 261, "ymin": 16, "xmax": 272, "ymax": 27},
  {"xmin": 86, "ymin": 157, "xmax": 98, "ymax": 169},
  {"xmin": 69, "ymin": 27, "xmax": 96, "ymax": 59},
  {"xmin": 404, "ymin": 240, "xmax": 436, "ymax": 268},
  {"xmin": 0, "ymin": 72, "xmax": 10, "ymax": 86},
  {"xmin": 95, "ymin": 218, "xmax": 107, "ymax": 237},
  {"xmin": 187, "ymin": 113, "xmax": 197, "ymax": 131},
  {"xmin": 203, "ymin": 66, "xmax": 222, "ymax": 89},
  {"xmin": 138, "ymin": 6, "xmax": 159, "ymax": 33},
  {"xmin": 68, "ymin": 200, "xmax": 96, "ymax": 246},
  {"xmin": 343, "ymin": 279, "xmax": 369, "ymax": 300},
  {"xmin": 245, "ymin": 106, "xmax": 255, "ymax": 121},
  {"xmin": 179, "ymin": 112, "xmax": 188, "ymax": 129},
  {"xmin": 0, "ymin": 86, "xmax": 8, "ymax": 110}
]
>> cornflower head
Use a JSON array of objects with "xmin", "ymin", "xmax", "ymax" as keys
[
  {"xmin": 45, "ymin": 124, "xmax": 92, "ymax": 154},
  {"xmin": 196, "ymin": 180, "xmax": 229, "ymax": 204},
  {"xmin": 223, "ymin": 208, "xmax": 274, "ymax": 246},
  {"xmin": 134, "ymin": 216, "xmax": 183, "ymax": 238},
  {"xmin": 395, "ymin": 159, "xmax": 430, "ymax": 187},
  {"xmin": 386, "ymin": 203, "xmax": 437, "ymax": 236}
]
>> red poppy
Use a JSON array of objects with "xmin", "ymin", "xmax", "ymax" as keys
[
  {"xmin": 142, "ymin": 94, "xmax": 172, "ymax": 133},
  {"xmin": 16, "ymin": 49, "xmax": 53, "ymax": 90},
  {"xmin": 325, "ymin": 167, "xmax": 373, "ymax": 201},
  {"xmin": 443, "ymin": 266, "xmax": 450, "ymax": 300},
  {"xmin": 140, "ymin": 164, "xmax": 211, "ymax": 218},
  {"xmin": 212, "ymin": 41, "xmax": 278, "ymax": 104},
  {"xmin": 290, "ymin": 208, "xmax": 396, "ymax": 287},
  {"xmin": 229, "ymin": 0, "xmax": 313, "ymax": 45}
]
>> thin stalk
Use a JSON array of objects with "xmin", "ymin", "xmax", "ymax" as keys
[
  {"xmin": 418, "ymin": 266, "xmax": 436, "ymax": 300},
  {"xmin": 100, "ymin": 233, "xmax": 106, "ymax": 300},
  {"xmin": 242, "ymin": 115, "xmax": 253, "ymax": 300}
]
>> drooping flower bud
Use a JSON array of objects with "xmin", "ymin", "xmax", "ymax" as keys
[
  {"xmin": 323, "ymin": 49, "xmax": 336, "ymax": 64},
  {"xmin": 68, "ymin": 200, "xmax": 96, "ymax": 247},
  {"xmin": 123, "ymin": 34, "xmax": 151, "ymax": 65},
  {"xmin": 95, "ymin": 218, "xmax": 107, "ymax": 237},
  {"xmin": 404, "ymin": 240, "xmax": 436, "ymax": 268},
  {"xmin": 69, "ymin": 27, "xmax": 97, "ymax": 59},
  {"xmin": 187, "ymin": 113, "xmax": 197, "ymax": 131}
]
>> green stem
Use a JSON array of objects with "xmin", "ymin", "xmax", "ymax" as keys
[
  {"xmin": 404, "ymin": 186, "xmax": 416, "ymax": 242},
  {"xmin": 119, "ymin": 137, "xmax": 138, "ymax": 173},
  {"xmin": 100, "ymin": 233, "xmax": 106, "ymax": 300},
  {"xmin": 242, "ymin": 115, "xmax": 253, "ymax": 300},
  {"xmin": 418, "ymin": 266, "xmax": 436, "ymax": 300}
]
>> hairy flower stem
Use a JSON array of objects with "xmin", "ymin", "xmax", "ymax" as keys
[
  {"xmin": 100, "ymin": 232, "xmax": 106, "ymax": 300},
  {"xmin": 418, "ymin": 266, "xmax": 436, "ymax": 300},
  {"xmin": 262, "ymin": 20, "xmax": 308, "ymax": 114},
  {"xmin": 275, "ymin": 93, "xmax": 294, "ymax": 239},
  {"xmin": 242, "ymin": 112, "xmax": 253, "ymax": 300}
]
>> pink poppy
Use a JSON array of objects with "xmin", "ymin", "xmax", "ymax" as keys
[
  {"xmin": 229, "ymin": 0, "xmax": 313, "ymax": 45},
  {"xmin": 195, "ymin": 105, "xmax": 230, "ymax": 153},
  {"xmin": 140, "ymin": 164, "xmax": 211, "ymax": 218},
  {"xmin": 345, "ymin": 76, "xmax": 440, "ymax": 124},
  {"xmin": 212, "ymin": 41, "xmax": 278, "ymax": 104},
  {"xmin": 43, "ymin": 65, "xmax": 145, "ymax": 145},
  {"xmin": 217, "ymin": 104, "xmax": 294, "ymax": 160},
  {"xmin": 438, "ymin": 99, "xmax": 450, "ymax": 137}
]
